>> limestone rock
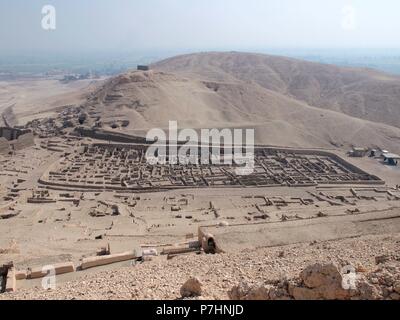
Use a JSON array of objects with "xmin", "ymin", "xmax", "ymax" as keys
[
  {"xmin": 375, "ymin": 255, "xmax": 390, "ymax": 265},
  {"xmin": 228, "ymin": 282, "xmax": 271, "ymax": 300},
  {"xmin": 390, "ymin": 293, "xmax": 400, "ymax": 300},
  {"xmin": 180, "ymin": 277, "xmax": 202, "ymax": 298},
  {"xmin": 356, "ymin": 279, "xmax": 381, "ymax": 300},
  {"xmin": 394, "ymin": 281, "xmax": 400, "ymax": 294},
  {"xmin": 300, "ymin": 263, "xmax": 342, "ymax": 289},
  {"xmin": 287, "ymin": 263, "xmax": 354, "ymax": 300}
]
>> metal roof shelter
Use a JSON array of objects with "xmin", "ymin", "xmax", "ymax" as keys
[
  {"xmin": 383, "ymin": 153, "xmax": 400, "ymax": 166},
  {"xmin": 383, "ymin": 153, "xmax": 400, "ymax": 159}
]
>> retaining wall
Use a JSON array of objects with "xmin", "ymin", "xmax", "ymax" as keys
[{"xmin": 74, "ymin": 127, "xmax": 150, "ymax": 144}]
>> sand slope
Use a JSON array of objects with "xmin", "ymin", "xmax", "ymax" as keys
[
  {"xmin": 154, "ymin": 52, "xmax": 400, "ymax": 129},
  {"xmin": 0, "ymin": 79, "xmax": 100, "ymax": 126},
  {"xmin": 85, "ymin": 52, "xmax": 400, "ymax": 152}
]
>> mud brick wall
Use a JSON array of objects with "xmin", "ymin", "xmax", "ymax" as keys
[
  {"xmin": 0, "ymin": 128, "xmax": 34, "ymax": 154},
  {"xmin": 0, "ymin": 137, "xmax": 9, "ymax": 154},
  {"xmin": 38, "ymin": 143, "xmax": 385, "ymax": 192},
  {"xmin": 93, "ymin": 143, "xmax": 148, "ymax": 151},
  {"xmin": 74, "ymin": 127, "xmax": 150, "ymax": 144},
  {"xmin": 11, "ymin": 132, "xmax": 34, "ymax": 150},
  {"xmin": 0, "ymin": 127, "xmax": 13, "ymax": 140},
  {"xmin": 254, "ymin": 147, "xmax": 383, "ymax": 182},
  {"xmin": 0, "ymin": 127, "xmax": 31, "ymax": 141},
  {"xmin": 0, "ymin": 265, "xmax": 8, "ymax": 293}
]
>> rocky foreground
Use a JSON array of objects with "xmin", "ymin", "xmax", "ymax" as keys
[{"xmin": 1, "ymin": 233, "xmax": 399, "ymax": 300}]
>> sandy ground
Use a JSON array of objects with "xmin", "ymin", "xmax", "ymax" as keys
[{"xmin": 0, "ymin": 77, "xmax": 104, "ymax": 126}]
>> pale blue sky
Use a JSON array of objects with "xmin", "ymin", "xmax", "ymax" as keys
[{"xmin": 0, "ymin": 0, "xmax": 399, "ymax": 55}]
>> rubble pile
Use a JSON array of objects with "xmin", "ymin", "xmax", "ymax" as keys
[{"xmin": 229, "ymin": 261, "xmax": 400, "ymax": 300}]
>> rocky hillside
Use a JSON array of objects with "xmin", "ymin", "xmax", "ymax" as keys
[
  {"xmin": 1, "ymin": 233, "xmax": 399, "ymax": 300},
  {"xmin": 154, "ymin": 52, "xmax": 400, "ymax": 129},
  {"xmin": 82, "ymin": 52, "xmax": 400, "ymax": 152}
]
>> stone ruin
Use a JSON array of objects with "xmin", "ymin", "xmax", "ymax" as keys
[
  {"xmin": 229, "ymin": 261, "xmax": 400, "ymax": 300},
  {"xmin": 24, "ymin": 106, "xmax": 83, "ymax": 138},
  {"xmin": 0, "ymin": 127, "xmax": 34, "ymax": 154},
  {"xmin": 38, "ymin": 143, "xmax": 384, "ymax": 192}
]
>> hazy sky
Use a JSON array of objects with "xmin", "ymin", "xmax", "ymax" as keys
[{"xmin": 1, "ymin": 0, "xmax": 399, "ymax": 55}]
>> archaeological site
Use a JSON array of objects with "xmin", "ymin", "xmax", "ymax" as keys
[{"xmin": 1, "ymin": 2, "xmax": 400, "ymax": 305}]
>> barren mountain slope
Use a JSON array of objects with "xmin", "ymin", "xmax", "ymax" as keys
[
  {"xmin": 153, "ymin": 52, "xmax": 400, "ymax": 129},
  {"xmin": 86, "ymin": 56, "xmax": 400, "ymax": 152},
  {"xmin": 0, "ymin": 78, "xmax": 103, "ymax": 128}
]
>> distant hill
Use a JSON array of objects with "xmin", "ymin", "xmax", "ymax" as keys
[
  {"xmin": 84, "ymin": 52, "xmax": 400, "ymax": 152},
  {"xmin": 153, "ymin": 52, "xmax": 400, "ymax": 129}
]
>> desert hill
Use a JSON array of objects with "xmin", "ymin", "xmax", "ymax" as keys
[
  {"xmin": 83, "ymin": 52, "xmax": 400, "ymax": 152},
  {"xmin": 153, "ymin": 52, "xmax": 400, "ymax": 129}
]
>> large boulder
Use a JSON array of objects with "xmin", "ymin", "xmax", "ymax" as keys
[
  {"xmin": 180, "ymin": 277, "xmax": 202, "ymax": 298},
  {"xmin": 228, "ymin": 282, "xmax": 271, "ymax": 300},
  {"xmin": 229, "ymin": 262, "xmax": 400, "ymax": 300},
  {"xmin": 300, "ymin": 263, "xmax": 342, "ymax": 288},
  {"xmin": 291, "ymin": 263, "xmax": 352, "ymax": 300}
]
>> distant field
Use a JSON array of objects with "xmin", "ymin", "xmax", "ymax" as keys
[
  {"xmin": 299, "ymin": 56, "xmax": 400, "ymax": 75},
  {"xmin": 1, "ymin": 50, "xmax": 400, "ymax": 76}
]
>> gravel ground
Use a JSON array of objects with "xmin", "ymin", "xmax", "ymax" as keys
[{"xmin": 1, "ymin": 233, "xmax": 399, "ymax": 300}]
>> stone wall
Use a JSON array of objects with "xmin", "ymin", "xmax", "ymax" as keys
[
  {"xmin": 253, "ymin": 146, "xmax": 383, "ymax": 183},
  {"xmin": 74, "ymin": 127, "xmax": 150, "ymax": 144},
  {"xmin": 0, "ymin": 130, "xmax": 34, "ymax": 154},
  {"xmin": 0, "ymin": 127, "xmax": 30, "ymax": 141},
  {"xmin": 0, "ymin": 137, "xmax": 9, "ymax": 154},
  {"xmin": 11, "ymin": 132, "xmax": 34, "ymax": 151}
]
